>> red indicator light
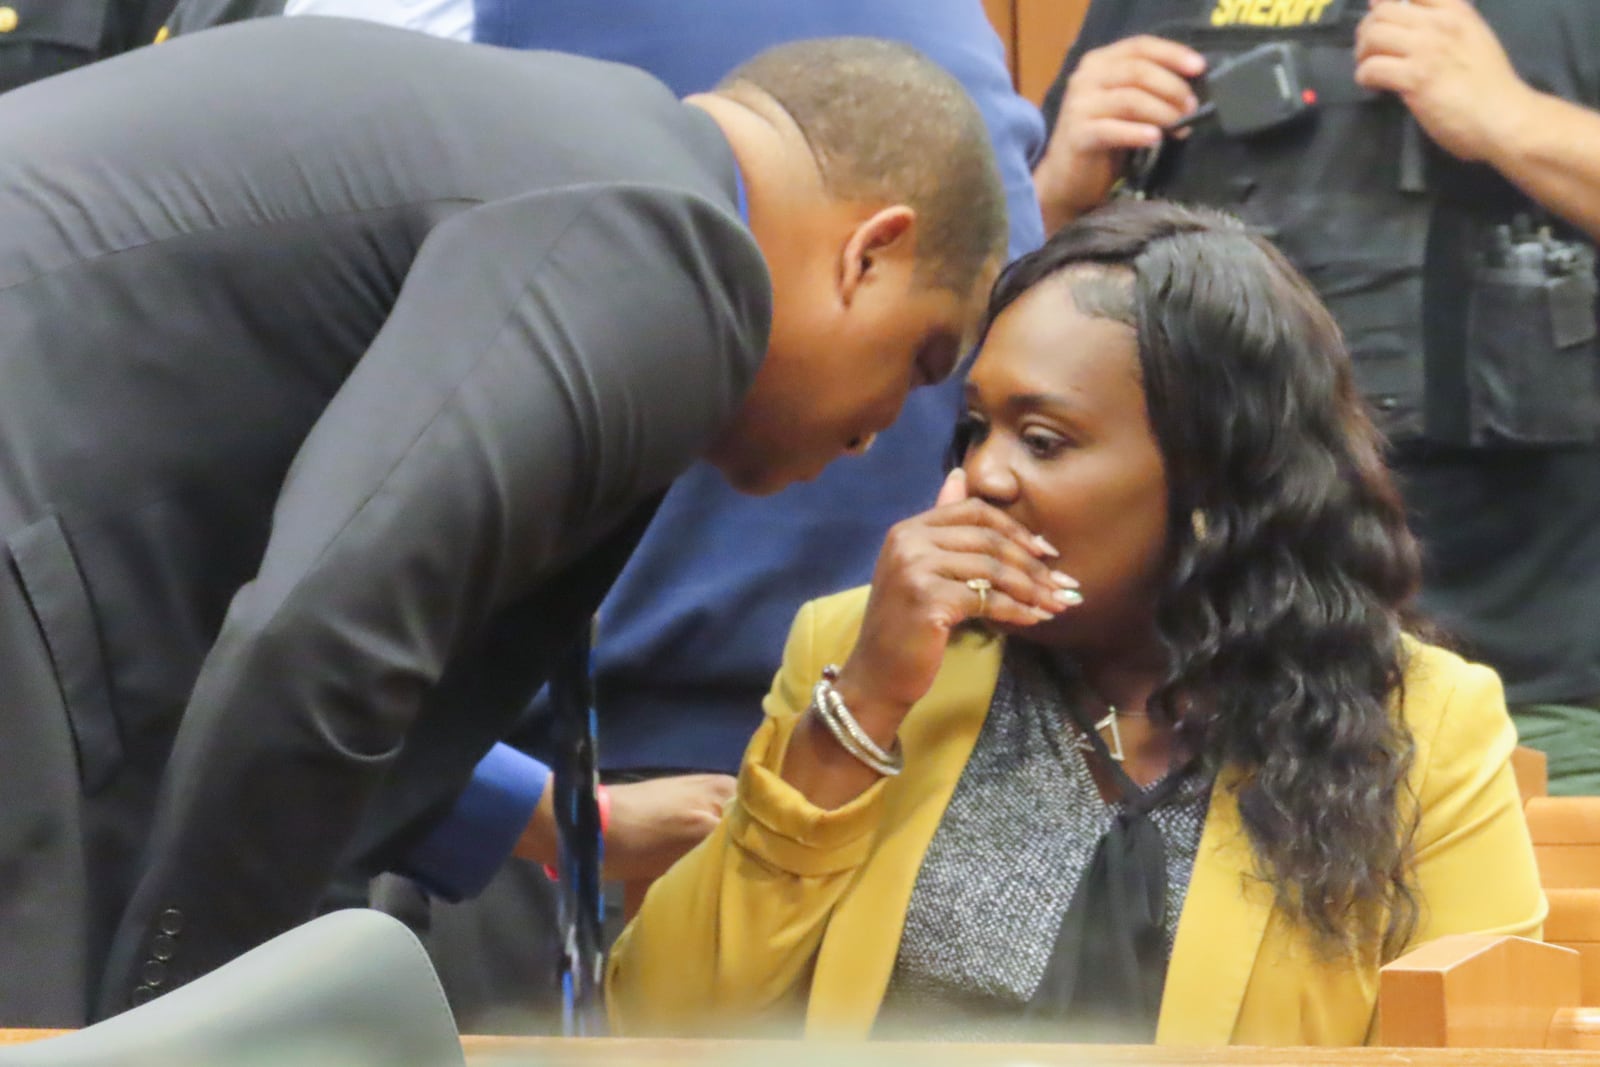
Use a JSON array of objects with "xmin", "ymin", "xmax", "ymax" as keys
[{"xmin": 1302, "ymin": 88, "xmax": 1318, "ymax": 105}]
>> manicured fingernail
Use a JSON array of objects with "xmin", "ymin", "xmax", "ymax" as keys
[
  {"xmin": 1033, "ymin": 535, "xmax": 1060, "ymax": 558},
  {"xmin": 1029, "ymin": 606, "xmax": 1056, "ymax": 622},
  {"xmin": 1055, "ymin": 588, "xmax": 1084, "ymax": 606},
  {"xmin": 1050, "ymin": 570, "xmax": 1079, "ymax": 588}
]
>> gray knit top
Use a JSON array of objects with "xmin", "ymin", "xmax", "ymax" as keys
[{"xmin": 874, "ymin": 644, "xmax": 1211, "ymax": 1041}]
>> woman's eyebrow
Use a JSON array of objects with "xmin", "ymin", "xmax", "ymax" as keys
[
  {"xmin": 1004, "ymin": 391, "xmax": 1079, "ymax": 413},
  {"xmin": 963, "ymin": 381, "xmax": 1082, "ymax": 416}
]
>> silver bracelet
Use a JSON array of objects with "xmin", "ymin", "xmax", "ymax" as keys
[
  {"xmin": 809, "ymin": 668, "xmax": 903, "ymax": 777},
  {"xmin": 816, "ymin": 676, "xmax": 897, "ymax": 766}
]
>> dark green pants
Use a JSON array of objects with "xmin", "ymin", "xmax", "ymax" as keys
[{"xmin": 1513, "ymin": 701, "xmax": 1600, "ymax": 796}]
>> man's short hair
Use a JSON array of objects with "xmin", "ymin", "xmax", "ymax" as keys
[{"xmin": 719, "ymin": 37, "xmax": 1006, "ymax": 295}]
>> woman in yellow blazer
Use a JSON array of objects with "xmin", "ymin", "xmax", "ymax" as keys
[{"xmin": 608, "ymin": 201, "xmax": 1545, "ymax": 1045}]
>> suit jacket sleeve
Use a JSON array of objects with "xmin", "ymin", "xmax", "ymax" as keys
[
  {"xmin": 99, "ymin": 182, "xmax": 770, "ymax": 1012},
  {"xmin": 606, "ymin": 599, "xmax": 893, "ymax": 1036}
]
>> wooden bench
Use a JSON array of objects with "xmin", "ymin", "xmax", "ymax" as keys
[
  {"xmin": 1525, "ymin": 762, "xmax": 1600, "ymax": 1006},
  {"xmin": 1374, "ymin": 749, "xmax": 1600, "ymax": 1047}
]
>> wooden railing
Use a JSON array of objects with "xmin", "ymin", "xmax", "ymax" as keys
[
  {"xmin": 981, "ymin": 0, "xmax": 1090, "ymax": 103},
  {"xmin": 6, "ymin": 1033, "xmax": 1600, "ymax": 1066},
  {"xmin": 461, "ymin": 1037, "xmax": 1600, "ymax": 1066}
]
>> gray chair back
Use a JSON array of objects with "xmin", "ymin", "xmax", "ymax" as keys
[{"xmin": 0, "ymin": 909, "xmax": 464, "ymax": 1067}]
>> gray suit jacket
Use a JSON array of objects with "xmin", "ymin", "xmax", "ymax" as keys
[{"xmin": 0, "ymin": 17, "xmax": 769, "ymax": 1024}]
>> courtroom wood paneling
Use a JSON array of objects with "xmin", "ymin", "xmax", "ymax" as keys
[
  {"xmin": 0, "ymin": 1029, "xmax": 68, "ymax": 1044},
  {"xmin": 1015, "ymin": 0, "xmax": 1091, "ymax": 104},
  {"xmin": 1378, "ymin": 935, "xmax": 1581, "ymax": 1049},
  {"xmin": 1516, "ymin": 745, "xmax": 1552, "ymax": 805},
  {"xmin": 1554, "ymin": 1008, "xmax": 1600, "ymax": 1051},
  {"xmin": 1530, "ymin": 798, "xmax": 1600, "ymax": 889},
  {"xmin": 1547, "ymin": 890, "xmax": 1600, "ymax": 1004},
  {"xmin": 982, "ymin": 0, "xmax": 1015, "ymax": 82}
]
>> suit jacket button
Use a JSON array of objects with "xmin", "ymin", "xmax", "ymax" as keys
[
  {"xmin": 130, "ymin": 985, "xmax": 157, "ymax": 1006},
  {"xmin": 141, "ymin": 960, "xmax": 167, "ymax": 987},
  {"xmin": 0, "ymin": 8, "xmax": 17, "ymax": 33},
  {"xmin": 151, "ymin": 933, "xmax": 177, "ymax": 960},
  {"xmin": 158, "ymin": 908, "xmax": 184, "ymax": 935}
]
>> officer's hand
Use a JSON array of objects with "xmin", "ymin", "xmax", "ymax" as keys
[
  {"xmin": 1355, "ymin": 0, "xmax": 1535, "ymax": 163},
  {"xmin": 601, "ymin": 774, "xmax": 736, "ymax": 881},
  {"xmin": 1035, "ymin": 36, "xmax": 1206, "ymax": 232}
]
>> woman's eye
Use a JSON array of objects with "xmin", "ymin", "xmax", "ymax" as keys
[{"xmin": 1021, "ymin": 430, "xmax": 1066, "ymax": 458}]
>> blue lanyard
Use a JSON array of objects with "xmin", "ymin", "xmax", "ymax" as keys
[{"xmin": 552, "ymin": 617, "xmax": 605, "ymax": 1035}]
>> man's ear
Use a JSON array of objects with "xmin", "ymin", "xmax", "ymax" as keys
[{"xmin": 839, "ymin": 205, "xmax": 916, "ymax": 305}]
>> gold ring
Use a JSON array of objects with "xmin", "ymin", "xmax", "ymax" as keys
[{"xmin": 966, "ymin": 576, "xmax": 992, "ymax": 618}]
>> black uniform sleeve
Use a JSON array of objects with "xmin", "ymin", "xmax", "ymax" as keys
[{"xmin": 97, "ymin": 182, "xmax": 771, "ymax": 1013}]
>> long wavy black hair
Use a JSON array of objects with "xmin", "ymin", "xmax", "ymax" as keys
[{"xmin": 984, "ymin": 199, "xmax": 1425, "ymax": 958}]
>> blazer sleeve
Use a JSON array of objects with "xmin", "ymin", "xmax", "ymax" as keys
[
  {"xmin": 606, "ymin": 599, "xmax": 892, "ymax": 1036},
  {"xmin": 1402, "ymin": 651, "xmax": 1546, "ymax": 951},
  {"xmin": 99, "ymin": 183, "xmax": 770, "ymax": 1013}
]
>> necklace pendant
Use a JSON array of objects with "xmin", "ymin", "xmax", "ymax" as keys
[{"xmin": 1095, "ymin": 710, "xmax": 1125, "ymax": 762}]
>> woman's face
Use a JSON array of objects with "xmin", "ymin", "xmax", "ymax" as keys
[{"xmin": 960, "ymin": 274, "xmax": 1170, "ymax": 647}]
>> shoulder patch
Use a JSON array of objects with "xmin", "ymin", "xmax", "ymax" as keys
[{"xmin": 1209, "ymin": 0, "xmax": 1346, "ymax": 27}]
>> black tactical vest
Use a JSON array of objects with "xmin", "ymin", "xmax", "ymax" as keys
[{"xmin": 1115, "ymin": 0, "xmax": 1600, "ymax": 446}]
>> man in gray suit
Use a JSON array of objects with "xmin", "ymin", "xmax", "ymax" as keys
[{"xmin": 0, "ymin": 19, "xmax": 1006, "ymax": 1025}]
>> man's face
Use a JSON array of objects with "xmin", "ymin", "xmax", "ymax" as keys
[{"xmin": 708, "ymin": 257, "xmax": 989, "ymax": 496}]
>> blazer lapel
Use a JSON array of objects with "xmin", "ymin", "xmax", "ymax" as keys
[
  {"xmin": 1156, "ymin": 768, "xmax": 1276, "ymax": 1045},
  {"xmin": 805, "ymin": 629, "xmax": 1004, "ymax": 1035}
]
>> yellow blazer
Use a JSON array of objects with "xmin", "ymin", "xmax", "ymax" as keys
[{"xmin": 608, "ymin": 587, "xmax": 1545, "ymax": 1044}]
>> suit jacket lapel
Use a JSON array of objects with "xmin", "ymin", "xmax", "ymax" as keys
[
  {"xmin": 805, "ymin": 628, "xmax": 1004, "ymax": 1035},
  {"xmin": 1156, "ymin": 768, "xmax": 1275, "ymax": 1045}
]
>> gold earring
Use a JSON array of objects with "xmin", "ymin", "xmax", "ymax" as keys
[{"xmin": 1191, "ymin": 509, "xmax": 1208, "ymax": 541}]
